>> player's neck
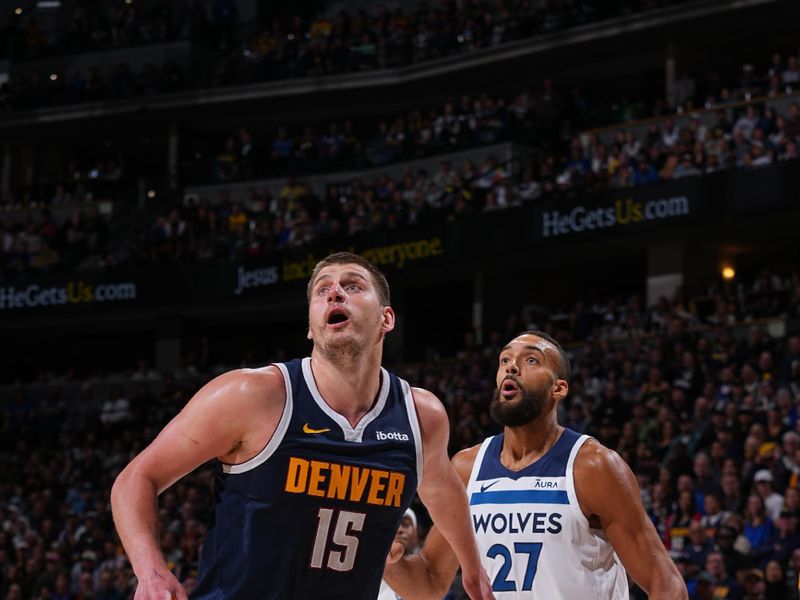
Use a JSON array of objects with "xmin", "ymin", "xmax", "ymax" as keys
[
  {"xmin": 501, "ymin": 416, "xmax": 563, "ymax": 469},
  {"xmin": 309, "ymin": 348, "xmax": 383, "ymax": 426}
]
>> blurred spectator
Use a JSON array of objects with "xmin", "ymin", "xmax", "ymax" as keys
[
  {"xmin": 684, "ymin": 520, "xmax": 714, "ymax": 570},
  {"xmin": 99, "ymin": 389, "xmax": 131, "ymax": 428},
  {"xmin": 716, "ymin": 525, "xmax": 753, "ymax": 582},
  {"xmin": 667, "ymin": 489, "xmax": 700, "ymax": 555},
  {"xmin": 710, "ymin": 551, "xmax": 744, "ymax": 599},
  {"xmin": 753, "ymin": 470, "xmax": 785, "ymax": 521},
  {"xmin": 744, "ymin": 494, "xmax": 776, "ymax": 563}
]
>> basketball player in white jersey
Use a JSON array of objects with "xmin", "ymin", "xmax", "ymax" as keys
[{"xmin": 385, "ymin": 331, "xmax": 687, "ymax": 599}]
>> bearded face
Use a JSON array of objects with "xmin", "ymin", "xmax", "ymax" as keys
[
  {"xmin": 492, "ymin": 333, "xmax": 568, "ymax": 427},
  {"xmin": 489, "ymin": 375, "xmax": 551, "ymax": 427}
]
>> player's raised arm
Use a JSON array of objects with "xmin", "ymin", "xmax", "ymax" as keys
[
  {"xmin": 384, "ymin": 446, "xmax": 480, "ymax": 599},
  {"xmin": 575, "ymin": 440, "xmax": 687, "ymax": 600},
  {"xmin": 411, "ymin": 388, "xmax": 493, "ymax": 600},
  {"xmin": 111, "ymin": 367, "xmax": 285, "ymax": 600}
]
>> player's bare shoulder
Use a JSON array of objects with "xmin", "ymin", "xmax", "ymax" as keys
[
  {"xmin": 233, "ymin": 364, "xmax": 286, "ymax": 401},
  {"xmin": 573, "ymin": 438, "xmax": 629, "ymax": 481},
  {"xmin": 573, "ymin": 437, "xmax": 638, "ymax": 522},
  {"xmin": 186, "ymin": 365, "xmax": 287, "ymax": 463},
  {"xmin": 409, "ymin": 386, "xmax": 447, "ymax": 418},
  {"xmin": 193, "ymin": 365, "xmax": 285, "ymax": 414},
  {"xmin": 226, "ymin": 364, "xmax": 287, "ymax": 423},
  {"xmin": 408, "ymin": 386, "xmax": 450, "ymax": 436}
]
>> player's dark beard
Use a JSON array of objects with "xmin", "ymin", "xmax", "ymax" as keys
[{"xmin": 489, "ymin": 379, "xmax": 550, "ymax": 427}]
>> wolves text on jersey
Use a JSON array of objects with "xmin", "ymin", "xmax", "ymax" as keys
[{"xmin": 473, "ymin": 511, "xmax": 563, "ymax": 535}]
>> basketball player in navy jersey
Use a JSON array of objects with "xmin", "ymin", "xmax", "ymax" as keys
[
  {"xmin": 111, "ymin": 253, "xmax": 492, "ymax": 600},
  {"xmin": 385, "ymin": 331, "xmax": 687, "ymax": 599}
]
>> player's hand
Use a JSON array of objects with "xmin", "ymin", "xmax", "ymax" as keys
[
  {"xmin": 461, "ymin": 566, "xmax": 494, "ymax": 600},
  {"xmin": 133, "ymin": 568, "xmax": 187, "ymax": 600},
  {"xmin": 385, "ymin": 540, "xmax": 405, "ymax": 566}
]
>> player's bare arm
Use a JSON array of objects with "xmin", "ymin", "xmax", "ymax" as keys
[
  {"xmin": 384, "ymin": 444, "xmax": 480, "ymax": 599},
  {"xmin": 111, "ymin": 367, "xmax": 286, "ymax": 600},
  {"xmin": 412, "ymin": 389, "xmax": 493, "ymax": 600},
  {"xmin": 574, "ymin": 439, "xmax": 687, "ymax": 600}
]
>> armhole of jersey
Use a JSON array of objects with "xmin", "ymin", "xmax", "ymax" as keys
[
  {"xmin": 401, "ymin": 380, "xmax": 424, "ymax": 481},
  {"xmin": 465, "ymin": 436, "xmax": 495, "ymax": 492},
  {"xmin": 566, "ymin": 434, "xmax": 592, "ymax": 531},
  {"xmin": 222, "ymin": 363, "xmax": 294, "ymax": 475}
]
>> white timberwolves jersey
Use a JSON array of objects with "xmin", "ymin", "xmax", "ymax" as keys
[{"xmin": 465, "ymin": 429, "xmax": 628, "ymax": 599}]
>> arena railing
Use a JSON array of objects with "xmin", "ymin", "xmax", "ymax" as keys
[
  {"xmin": 0, "ymin": 0, "xmax": 778, "ymax": 126},
  {"xmin": 583, "ymin": 91, "xmax": 800, "ymax": 147}
]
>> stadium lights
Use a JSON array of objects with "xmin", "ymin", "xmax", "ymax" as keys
[
  {"xmin": 14, "ymin": 7, "xmax": 22, "ymax": 15},
  {"xmin": 722, "ymin": 266, "xmax": 736, "ymax": 280},
  {"xmin": 49, "ymin": 73, "xmax": 58, "ymax": 81},
  {"xmin": 147, "ymin": 190, "xmax": 156, "ymax": 199}
]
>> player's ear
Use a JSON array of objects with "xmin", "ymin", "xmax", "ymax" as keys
[
  {"xmin": 307, "ymin": 328, "xmax": 313, "ymax": 340},
  {"xmin": 381, "ymin": 306, "xmax": 396, "ymax": 334},
  {"xmin": 553, "ymin": 379, "xmax": 569, "ymax": 402}
]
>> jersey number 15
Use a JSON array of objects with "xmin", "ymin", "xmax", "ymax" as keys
[{"xmin": 311, "ymin": 508, "xmax": 365, "ymax": 572}]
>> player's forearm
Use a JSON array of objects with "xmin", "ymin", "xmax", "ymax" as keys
[
  {"xmin": 384, "ymin": 554, "xmax": 449, "ymax": 600},
  {"xmin": 642, "ymin": 564, "xmax": 688, "ymax": 600},
  {"xmin": 648, "ymin": 573, "xmax": 689, "ymax": 600},
  {"xmin": 110, "ymin": 468, "xmax": 168, "ymax": 579},
  {"xmin": 419, "ymin": 476, "xmax": 482, "ymax": 575}
]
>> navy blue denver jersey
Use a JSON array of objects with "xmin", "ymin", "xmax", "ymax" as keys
[{"xmin": 191, "ymin": 358, "xmax": 423, "ymax": 600}]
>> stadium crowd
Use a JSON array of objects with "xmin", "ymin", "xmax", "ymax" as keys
[
  {"xmin": 0, "ymin": 0, "xmax": 690, "ymax": 112},
  {"xmin": 0, "ymin": 2, "xmax": 202, "ymax": 61},
  {"xmin": 3, "ymin": 61, "xmax": 189, "ymax": 111},
  {"xmin": 1, "ymin": 87, "xmax": 798, "ymax": 277},
  {"xmin": 192, "ymin": 44, "xmax": 800, "ymax": 182},
  {"xmin": 147, "ymin": 83, "xmax": 800, "ymax": 265},
  {"xmin": 0, "ymin": 0, "xmax": 237, "ymax": 111},
  {"xmin": 220, "ymin": 0, "xmax": 664, "ymax": 84},
  {"xmin": 0, "ymin": 264, "xmax": 799, "ymax": 599},
  {"xmin": 2, "ymin": 41, "xmax": 799, "ymax": 276}
]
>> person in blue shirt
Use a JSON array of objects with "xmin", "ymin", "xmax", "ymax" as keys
[
  {"xmin": 743, "ymin": 493, "xmax": 775, "ymax": 563},
  {"xmin": 111, "ymin": 252, "xmax": 492, "ymax": 600}
]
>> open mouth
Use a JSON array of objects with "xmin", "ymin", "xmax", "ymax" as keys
[
  {"xmin": 501, "ymin": 378, "xmax": 520, "ymax": 399},
  {"xmin": 327, "ymin": 309, "xmax": 349, "ymax": 326}
]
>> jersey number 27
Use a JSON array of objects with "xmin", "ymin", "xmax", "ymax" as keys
[{"xmin": 488, "ymin": 542, "xmax": 543, "ymax": 592}]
